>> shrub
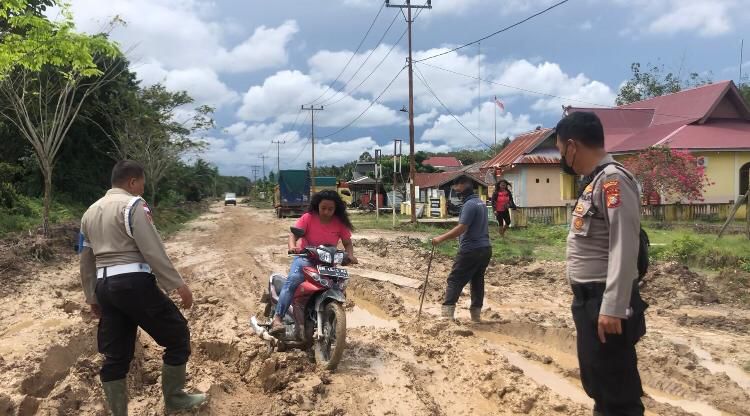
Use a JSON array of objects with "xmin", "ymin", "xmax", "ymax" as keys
[{"xmin": 661, "ymin": 235, "xmax": 705, "ymax": 263}]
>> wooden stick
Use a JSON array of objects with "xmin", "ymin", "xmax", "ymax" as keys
[
  {"xmin": 417, "ymin": 245, "xmax": 436, "ymax": 322},
  {"xmin": 718, "ymin": 191, "xmax": 748, "ymax": 239}
]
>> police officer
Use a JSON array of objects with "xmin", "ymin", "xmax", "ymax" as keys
[
  {"xmin": 431, "ymin": 176, "xmax": 492, "ymax": 322},
  {"xmin": 79, "ymin": 160, "xmax": 206, "ymax": 415},
  {"xmin": 556, "ymin": 112, "xmax": 648, "ymax": 416}
]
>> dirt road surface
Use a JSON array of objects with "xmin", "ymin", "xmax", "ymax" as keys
[{"xmin": 1, "ymin": 204, "xmax": 749, "ymax": 415}]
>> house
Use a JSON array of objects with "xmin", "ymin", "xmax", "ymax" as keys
[
  {"xmin": 353, "ymin": 161, "xmax": 376, "ymax": 178},
  {"xmin": 423, "ymin": 156, "xmax": 463, "ymax": 171},
  {"xmin": 569, "ymin": 80, "xmax": 750, "ymax": 205},
  {"xmin": 412, "ymin": 167, "xmax": 490, "ymax": 218},
  {"xmin": 482, "ymin": 127, "xmax": 570, "ymax": 207}
]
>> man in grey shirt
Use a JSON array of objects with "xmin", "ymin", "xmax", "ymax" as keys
[
  {"xmin": 556, "ymin": 112, "xmax": 647, "ymax": 416},
  {"xmin": 432, "ymin": 176, "xmax": 492, "ymax": 321}
]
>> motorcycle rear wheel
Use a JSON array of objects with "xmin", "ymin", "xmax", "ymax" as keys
[{"xmin": 314, "ymin": 302, "xmax": 346, "ymax": 370}]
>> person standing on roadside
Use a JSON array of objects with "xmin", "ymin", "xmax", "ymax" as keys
[
  {"xmin": 431, "ymin": 176, "xmax": 492, "ymax": 322},
  {"xmin": 490, "ymin": 179, "xmax": 517, "ymax": 237},
  {"xmin": 556, "ymin": 112, "xmax": 648, "ymax": 416},
  {"xmin": 79, "ymin": 160, "xmax": 206, "ymax": 416}
]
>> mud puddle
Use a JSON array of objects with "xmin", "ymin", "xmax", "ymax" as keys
[
  {"xmin": 348, "ymin": 297, "xmax": 400, "ymax": 330},
  {"xmin": 645, "ymin": 390, "xmax": 728, "ymax": 416}
]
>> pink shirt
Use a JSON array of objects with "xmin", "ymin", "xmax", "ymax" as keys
[{"xmin": 295, "ymin": 213, "xmax": 352, "ymax": 248}]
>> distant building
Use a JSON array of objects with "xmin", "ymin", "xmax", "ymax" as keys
[{"xmin": 423, "ymin": 156, "xmax": 463, "ymax": 171}]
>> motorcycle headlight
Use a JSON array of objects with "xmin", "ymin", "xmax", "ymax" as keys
[
  {"xmin": 317, "ymin": 249, "xmax": 332, "ymax": 264},
  {"xmin": 334, "ymin": 252, "xmax": 344, "ymax": 265}
]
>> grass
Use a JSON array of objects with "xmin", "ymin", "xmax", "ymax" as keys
[
  {"xmin": 350, "ymin": 214, "xmax": 750, "ymax": 270},
  {"xmin": 154, "ymin": 202, "xmax": 208, "ymax": 237}
]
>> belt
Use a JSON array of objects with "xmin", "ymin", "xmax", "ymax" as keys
[{"xmin": 97, "ymin": 263, "xmax": 151, "ymax": 279}]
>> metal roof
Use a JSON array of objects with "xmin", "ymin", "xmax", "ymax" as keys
[
  {"xmin": 482, "ymin": 128, "xmax": 555, "ymax": 169},
  {"xmin": 423, "ymin": 156, "xmax": 463, "ymax": 168}
]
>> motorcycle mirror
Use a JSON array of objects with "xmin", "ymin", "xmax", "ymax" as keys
[{"xmin": 290, "ymin": 226, "xmax": 305, "ymax": 238}]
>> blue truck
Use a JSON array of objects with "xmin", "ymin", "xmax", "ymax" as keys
[{"xmin": 274, "ymin": 170, "xmax": 311, "ymax": 218}]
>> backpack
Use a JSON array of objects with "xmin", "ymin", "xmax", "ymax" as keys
[{"xmin": 583, "ymin": 163, "xmax": 650, "ymax": 281}]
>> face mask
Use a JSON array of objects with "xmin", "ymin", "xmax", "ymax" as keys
[{"xmin": 560, "ymin": 143, "xmax": 578, "ymax": 176}]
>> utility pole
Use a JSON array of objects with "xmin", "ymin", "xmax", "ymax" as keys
[
  {"xmin": 387, "ymin": 0, "xmax": 431, "ymax": 223},
  {"xmin": 272, "ymin": 139, "xmax": 286, "ymax": 182},
  {"xmin": 250, "ymin": 165, "xmax": 260, "ymax": 183},
  {"xmin": 392, "ymin": 139, "xmax": 402, "ymax": 228},
  {"xmin": 301, "ymin": 105, "xmax": 324, "ymax": 193},
  {"xmin": 259, "ymin": 154, "xmax": 268, "ymax": 180},
  {"xmin": 375, "ymin": 149, "xmax": 382, "ymax": 220}
]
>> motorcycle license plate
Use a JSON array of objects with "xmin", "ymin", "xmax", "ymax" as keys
[{"xmin": 318, "ymin": 265, "xmax": 348, "ymax": 278}]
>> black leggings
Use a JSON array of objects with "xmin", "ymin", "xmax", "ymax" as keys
[{"xmin": 495, "ymin": 210, "xmax": 511, "ymax": 226}]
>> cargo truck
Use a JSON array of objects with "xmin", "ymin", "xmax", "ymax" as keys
[{"xmin": 274, "ymin": 170, "xmax": 310, "ymax": 218}]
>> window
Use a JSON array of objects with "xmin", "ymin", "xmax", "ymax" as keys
[
  {"xmin": 535, "ymin": 178, "xmax": 540, "ymax": 183},
  {"xmin": 741, "ymin": 162, "xmax": 750, "ymax": 196},
  {"xmin": 546, "ymin": 178, "xmax": 550, "ymax": 183}
]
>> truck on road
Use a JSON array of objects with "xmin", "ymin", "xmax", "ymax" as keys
[{"xmin": 274, "ymin": 170, "xmax": 310, "ymax": 218}]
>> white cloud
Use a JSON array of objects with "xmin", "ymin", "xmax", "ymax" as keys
[
  {"xmin": 614, "ymin": 0, "xmax": 741, "ymax": 38},
  {"xmin": 421, "ymin": 102, "xmax": 538, "ymax": 149},
  {"xmin": 579, "ymin": 20, "xmax": 593, "ymax": 31},
  {"xmin": 214, "ymin": 20, "xmax": 299, "ymax": 73},
  {"xmin": 341, "ymin": 0, "xmax": 559, "ymax": 16},
  {"xmin": 163, "ymin": 67, "xmax": 240, "ymax": 108},
  {"xmin": 236, "ymin": 70, "xmax": 401, "ymax": 128}
]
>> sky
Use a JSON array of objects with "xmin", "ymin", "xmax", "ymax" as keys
[{"xmin": 63, "ymin": 0, "xmax": 750, "ymax": 177}]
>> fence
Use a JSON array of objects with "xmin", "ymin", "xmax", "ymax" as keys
[{"xmin": 500, "ymin": 203, "xmax": 740, "ymax": 227}]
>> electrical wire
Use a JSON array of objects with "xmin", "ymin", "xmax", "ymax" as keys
[
  {"xmin": 318, "ymin": 65, "xmax": 407, "ymax": 139},
  {"xmin": 414, "ymin": 0, "xmax": 570, "ymax": 63},
  {"xmin": 413, "ymin": 64, "xmax": 493, "ymax": 149},
  {"xmin": 308, "ymin": 2, "xmax": 386, "ymax": 105},
  {"xmin": 318, "ymin": 9, "xmax": 401, "ymax": 106}
]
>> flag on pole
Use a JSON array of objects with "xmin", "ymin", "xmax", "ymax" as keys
[{"xmin": 494, "ymin": 96, "xmax": 505, "ymax": 112}]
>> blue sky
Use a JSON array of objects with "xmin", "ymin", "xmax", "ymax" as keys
[{"xmin": 66, "ymin": 0, "xmax": 750, "ymax": 177}]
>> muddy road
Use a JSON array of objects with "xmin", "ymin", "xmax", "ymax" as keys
[{"xmin": 1, "ymin": 204, "xmax": 749, "ymax": 415}]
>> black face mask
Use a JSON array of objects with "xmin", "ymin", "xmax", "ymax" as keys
[{"xmin": 560, "ymin": 143, "xmax": 578, "ymax": 176}]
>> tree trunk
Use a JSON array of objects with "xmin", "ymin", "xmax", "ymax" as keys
[{"xmin": 42, "ymin": 170, "xmax": 52, "ymax": 238}]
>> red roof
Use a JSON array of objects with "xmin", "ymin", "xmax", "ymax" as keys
[
  {"xmin": 482, "ymin": 128, "xmax": 555, "ymax": 169},
  {"xmin": 423, "ymin": 156, "xmax": 463, "ymax": 168},
  {"xmin": 414, "ymin": 171, "xmax": 487, "ymax": 189},
  {"xmin": 570, "ymin": 80, "xmax": 750, "ymax": 153}
]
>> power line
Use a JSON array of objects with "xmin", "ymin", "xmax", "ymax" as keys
[
  {"xmin": 318, "ymin": 9, "xmax": 401, "ymax": 106},
  {"xmin": 414, "ymin": 0, "xmax": 571, "ymax": 63},
  {"xmin": 318, "ymin": 65, "xmax": 407, "ymax": 139},
  {"xmin": 413, "ymin": 64, "xmax": 492, "ymax": 149},
  {"xmin": 309, "ymin": 2, "xmax": 387, "ymax": 105},
  {"xmin": 416, "ymin": 61, "xmax": 709, "ymax": 121}
]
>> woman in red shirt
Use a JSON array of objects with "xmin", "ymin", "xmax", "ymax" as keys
[
  {"xmin": 270, "ymin": 190, "xmax": 358, "ymax": 334},
  {"xmin": 491, "ymin": 179, "xmax": 517, "ymax": 237}
]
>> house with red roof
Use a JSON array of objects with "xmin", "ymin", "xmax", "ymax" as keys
[
  {"xmin": 484, "ymin": 81, "xmax": 750, "ymax": 208},
  {"xmin": 422, "ymin": 156, "xmax": 463, "ymax": 171},
  {"xmin": 569, "ymin": 80, "xmax": 750, "ymax": 205},
  {"xmin": 481, "ymin": 127, "xmax": 567, "ymax": 207}
]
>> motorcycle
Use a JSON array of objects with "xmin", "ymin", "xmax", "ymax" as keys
[{"xmin": 250, "ymin": 226, "xmax": 351, "ymax": 370}]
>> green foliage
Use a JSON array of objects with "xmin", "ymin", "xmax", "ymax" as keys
[{"xmin": 616, "ymin": 62, "xmax": 712, "ymax": 105}]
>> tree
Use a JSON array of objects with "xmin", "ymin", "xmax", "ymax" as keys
[
  {"xmin": 622, "ymin": 146, "xmax": 713, "ymax": 204},
  {"xmin": 0, "ymin": 1, "xmax": 121, "ymax": 235},
  {"xmin": 358, "ymin": 151, "xmax": 373, "ymax": 162},
  {"xmin": 106, "ymin": 84, "xmax": 214, "ymax": 204},
  {"xmin": 616, "ymin": 62, "xmax": 712, "ymax": 105}
]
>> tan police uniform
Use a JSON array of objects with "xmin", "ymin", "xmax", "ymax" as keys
[
  {"xmin": 79, "ymin": 187, "xmax": 192, "ymax": 383},
  {"xmin": 567, "ymin": 154, "xmax": 648, "ymax": 416}
]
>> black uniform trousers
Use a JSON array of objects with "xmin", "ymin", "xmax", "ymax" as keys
[
  {"xmin": 571, "ymin": 282, "xmax": 648, "ymax": 416},
  {"xmin": 443, "ymin": 246, "xmax": 492, "ymax": 309},
  {"xmin": 95, "ymin": 272, "xmax": 191, "ymax": 382}
]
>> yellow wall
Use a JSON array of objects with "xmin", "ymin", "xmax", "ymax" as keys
[
  {"xmin": 614, "ymin": 151, "xmax": 750, "ymax": 204},
  {"xmin": 523, "ymin": 165, "xmax": 567, "ymax": 207}
]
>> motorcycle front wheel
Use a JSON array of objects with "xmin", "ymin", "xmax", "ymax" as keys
[{"xmin": 314, "ymin": 302, "xmax": 346, "ymax": 370}]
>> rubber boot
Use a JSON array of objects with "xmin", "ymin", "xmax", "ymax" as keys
[
  {"xmin": 102, "ymin": 378, "xmax": 127, "ymax": 416},
  {"xmin": 162, "ymin": 364, "xmax": 207, "ymax": 412},
  {"xmin": 441, "ymin": 305, "xmax": 455, "ymax": 320},
  {"xmin": 470, "ymin": 307, "xmax": 481, "ymax": 323}
]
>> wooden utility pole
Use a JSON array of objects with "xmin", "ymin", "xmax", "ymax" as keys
[
  {"xmin": 387, "ymin": 0, "xmax": 431, "ymax": 223},
  {"xmin": 271, "ymin": 139, "xmax": 285, "ymax": 182},
  {"xmin": 375, "ymin": 149, "xmax": 382, "ymax": 220},
  {"xmin": 301, "ymin": 105, "xmax": 324, "ymax": 193},
  {"xmin": 392, "ymin": 139, "xmax": 402, "ymax": 228},
  {"xmin": 259, "ymin": 154, "xmax": 268, "ymax": 179}
]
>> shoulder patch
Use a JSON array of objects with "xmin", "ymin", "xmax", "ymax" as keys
[
  {"xmin": 142, "ymin": 202, "xmax": 153, "ymax": 224},
  {"xmin": 603, "ymin": 179, "xmax": 621, "ymax": 208}
]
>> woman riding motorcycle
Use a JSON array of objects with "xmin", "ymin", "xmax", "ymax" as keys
[{"xmin": 270, "ymin": 190, "xmax": 358, "ymax": 334}]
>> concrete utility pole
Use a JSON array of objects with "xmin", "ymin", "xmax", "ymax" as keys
[
  {"xmin": 375, "ymin": 149, "xmax": 382, "ymax": 220},
  {"xmin": 250, "ymin": 165, "xmax": 260, "ymax": 183},
  {"xmin": 387, "ymin": 0, "xmax": 431, "ymax": 223},
  {"xmin": 301, "ymin": 105, "xmax": 324, "ymax": 193},
  {"xmin": 259, "ymin": 154, "xmax": 268, "ymax": 180},
  {"xmin": 271, "ymin": 139, "xmax": 286, "ymax": 181}
]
